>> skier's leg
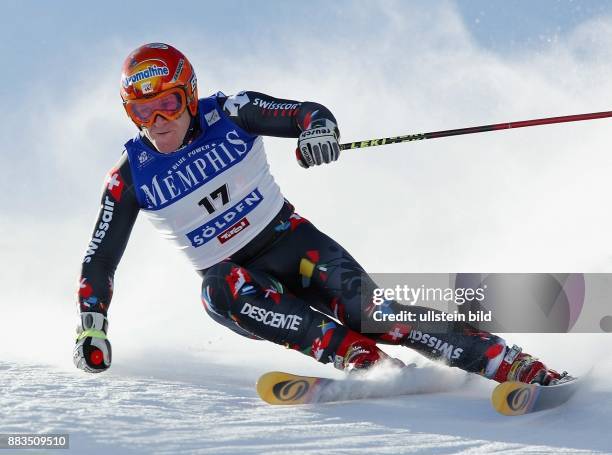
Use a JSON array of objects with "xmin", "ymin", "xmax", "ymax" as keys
[
  {"xmin": 244, "ymin": 212, "xmax": 372, "ymax": 330},
  {"xmin": 245, "ymin": 215, "xmax": 559, "ymax": 383},
  {"xmin": 201, "ymin": 260, "xmax": 400, "ymax": 370},
  {"xmin": 241, "ymin": 214, "xmax": 504, "ymax": 374}
]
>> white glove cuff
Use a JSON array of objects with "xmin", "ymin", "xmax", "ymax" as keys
[{"xmin": 77, "ymin": 312, "xmax": 109, "ymax": 335}]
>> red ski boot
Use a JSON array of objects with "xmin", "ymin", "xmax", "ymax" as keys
[
  {"xmin": 492, "ymin": 344, "xmax": 562, "ymax": 385},
  {"xmin": 341, "ymin": 338, "xmax": 405, "ymax": 372}
]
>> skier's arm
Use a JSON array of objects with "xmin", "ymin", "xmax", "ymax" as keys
[
  {"xmin": 74, "ymin": 153, "xmax": 139, "ymax": 373},
  {"xmin": 218, "ymin": 91, "xmax": 341, "ymax": 168},
  {"xmin": 218, "ymin": 91, "xmax": 338, "ymax": 137}
]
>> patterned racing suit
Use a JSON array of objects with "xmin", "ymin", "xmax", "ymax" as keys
[{"xmin": 78, "ymin": 91, "xmax": 505, "ymax": 376}]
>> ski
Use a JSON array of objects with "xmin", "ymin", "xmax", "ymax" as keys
[
  {"xmin": 491, "ymin": 376, "xmax": 581, "ymax": 416},
  {"xmin": 258, "ymin": 369, "xmax": 583, "ymax": 410},
  {"xmin": 256, "ymin": 367, "xmax": 452, "ymax": 405},
  {"xmin": 257, "ymin": 371, "xmax": 336, "ymax": 405}
]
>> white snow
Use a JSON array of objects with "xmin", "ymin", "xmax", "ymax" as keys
[{"xmin": 1, "ymin": 335, "xmax": 611, "ymax": 454}]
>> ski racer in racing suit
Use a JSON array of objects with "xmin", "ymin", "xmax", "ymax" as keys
[{"xmin": 74, "ymin": 43, "xmax": 562, "ymax": 386}]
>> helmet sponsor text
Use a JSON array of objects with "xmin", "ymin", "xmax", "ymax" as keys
[{"xmin": 122, "ymin": 64, "xmax": 170, "ymax": 88}]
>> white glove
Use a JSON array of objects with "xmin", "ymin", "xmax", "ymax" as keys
[
  {"xmin": 73, "ymin": 312, "xmax": 112, "ymax": 373},
  {"xmin": 296, "ymin": 121, "xmax": 341, "ymax": 168}
]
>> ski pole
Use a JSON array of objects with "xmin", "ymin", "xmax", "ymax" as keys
[{"xmin": 340, "ymin": 110, "xmax": 612, "ymax": 151}]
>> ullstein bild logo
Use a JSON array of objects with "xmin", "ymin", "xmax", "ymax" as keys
[{"xmin": 363, "ymin": 273, "xmax": 612, "ymax": 333}]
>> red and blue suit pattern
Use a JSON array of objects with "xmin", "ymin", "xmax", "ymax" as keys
[
  {"xmin": 200, "ymin": 205, "xmax": 505, "ymax": 373},
  {"xmin": 80, "ymin": 90, "xmax": 503, "ymax": 375}
]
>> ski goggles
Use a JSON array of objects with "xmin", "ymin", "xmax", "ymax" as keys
[{"xmin": 124, "ymin": 87, "xmax": 187, "ymax": 128}]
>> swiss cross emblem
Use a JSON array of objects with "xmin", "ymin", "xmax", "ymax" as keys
[
  {"xmin": 106, "ymin": 169, "xmax": 124, "ymax": 202},
  {"xmin": 381, "ymin": 324, "xmax": 410, "ymax": 342}
]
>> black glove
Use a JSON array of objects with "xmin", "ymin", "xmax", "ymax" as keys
[
  {"xmin": 73, "ymin": 312, "xmax": 112, "ymax": 373},
  {"xmin": 296, "ymin": 120, "xmax": 341, "ymax": 168}
]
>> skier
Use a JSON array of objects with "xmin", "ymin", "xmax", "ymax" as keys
[{"xmin": 74, "ymin": 42, "xmax": 562, "ymax": 386}]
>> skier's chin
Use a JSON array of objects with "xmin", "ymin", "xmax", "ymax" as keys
[{"xmin": 149, "ymin": 130, "xmax": 181, "ymax": 154}]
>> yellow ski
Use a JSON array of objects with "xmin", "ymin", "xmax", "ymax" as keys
[
  {"xmin": 256, "ymin": 371, "xmax": 332, "ymax": 405},
  {"xmin": 256, "ymin": 367, "xmax": 451, "ymax": 405},
  {"xmin": 491, "ymin": 377, "xmax": 580, "ymax": 416}
]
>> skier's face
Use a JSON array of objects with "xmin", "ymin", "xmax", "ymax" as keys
[{"xmin": 143, "ymin": 109, "xmax": 191, "ymax": 153}]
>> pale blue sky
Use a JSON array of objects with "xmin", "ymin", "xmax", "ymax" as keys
[
  {"xmin": 3, "ymin": 0, "xmax": 612, "ymax": 222},
  {"xmin": 2, "ymin": 0, "xmax": 611, "ymax": 103},
  {"xmin": 458, "ymin": 1, "xmax": 610, "ymax": 49}
]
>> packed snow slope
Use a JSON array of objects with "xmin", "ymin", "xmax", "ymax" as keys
[{"xmin": 1, "ymin": 333, "xmax": 611, "ymax": 454}]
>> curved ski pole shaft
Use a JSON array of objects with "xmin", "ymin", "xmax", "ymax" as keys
[{"xmin": 340, "ymin": 110, "xmax": 612, "ymax": 151}]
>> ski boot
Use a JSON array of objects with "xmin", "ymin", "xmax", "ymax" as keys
[
  {"xmin": 341, "ymin": 338, "xmax": 405, "ymax": 373},
  {"xmin": 491, "ymin": 344, "xmax": 564, "ymax": 385}
]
